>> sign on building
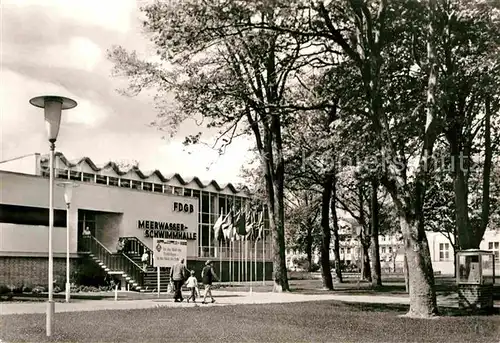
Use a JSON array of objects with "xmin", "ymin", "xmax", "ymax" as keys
[{"xmin": 153, "ymin": 238, "xmax": 187, "ymax": 268}]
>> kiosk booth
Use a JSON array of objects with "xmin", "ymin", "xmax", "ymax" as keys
[{"xmin": 456, "ymin": 249, "xmax": 495, "ymax": 312}]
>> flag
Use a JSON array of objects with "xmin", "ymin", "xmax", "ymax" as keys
[
  {"xmin": 213, "ymin": 213, "xmax": 225, "ymax": 241},
  {"xmin": 221, "ymin": 211, "xmax": 235, "ymax": 241},
  {"xmin": 255, "ymin": 211, "xmax": 264, "ymax": 241},
  {"xmin": 244, "ymin": 213, "xmax": 254, "ymax": 240},
  {"xmin": 235, "ymin": 210, "xmax": 247, "ymax": 238}
]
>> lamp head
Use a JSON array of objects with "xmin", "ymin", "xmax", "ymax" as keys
[
  {"xmin": 29, "ymin": 95, "xmax": 77, "ymax": 142},
  {"xmin": 57, "ymin": 182, "xmax": 79, "ymax": 205}
]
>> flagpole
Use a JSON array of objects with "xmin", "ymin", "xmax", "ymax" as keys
[
  {"xmin": 262, "ymin": 230, "xmax": 265, "ymax": 286},
  {"xmin": 249, "ymin": 237, "xmax": 253, "ymax": 294},
  {"xmin": 245, "ymin": 237, "xmax": 247, "ymax": 284},
  {"xmin": 254, "ymin": 240, "xmax": 257, "ymax": 283},
  {"xmin": 219, "ymin": 239, "xmax": 222, "ymax": 282},
  {"xmin": 229, "ymin": 240, "xmax": 232, "ymax": 286},
  {"xmin": 239, "ymin": 238, "xmax": 241, "ymax": 284}
]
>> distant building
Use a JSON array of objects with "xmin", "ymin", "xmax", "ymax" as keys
[{"xmin": 286, "ymin": 221, "xmax": 500, "ymax": 275}]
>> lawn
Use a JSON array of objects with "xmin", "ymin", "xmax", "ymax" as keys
[{"xmin": 1, "ymin": 301, "xmax": 499, "ymax": 343}]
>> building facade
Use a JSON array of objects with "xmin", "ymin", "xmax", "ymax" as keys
[
  {"xmin": 0, "ymin": 152, "xmax": 272, "ymax": 288},
  {"xmin": 286, "ymin": 224, "xmax": 500, "ymax": 276}
]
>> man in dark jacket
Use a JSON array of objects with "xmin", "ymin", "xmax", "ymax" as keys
[
  {"xmin": 201, "ymin": 260, "xmax": 219, "ymax": 304},
  {"xmin": 170, "ymin": 258, "xmax": 189, "ymax": 302}
]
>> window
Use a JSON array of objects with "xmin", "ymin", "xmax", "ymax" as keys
[
  {"xmin": 184, "ymin": 188, "xmax": 193, "ymax": 197},
  {"xmin": 70, "ymin": 171, "xmax": 81, "ymax": 181},
  {"xmin": 108, "ymin": 177, "xmax": 119, "ymax": 186},
  {"xmin": 340, "ymin": 248, "xmax": 345, "ymax": 254},
  {"xmin": 192, "ymin": 190, "xmax": 200, "ymax": 199},
  {"xmin": 488, "ymin": 242, "xmax": 499, "ymax": 261},
  {"xmin": 164, "ymin": 185, "xmax": 173, "ymax": 194},
  {"xmin": 381, "ymin": 247, "xmax": 386, "ymax": 254},
  {"xmin": 96, "ymin": 175, "xmax": 107, "ymax": 185},
  {"xmin": 388, "ymin": 247, "xmax": 392, "ymax": 253},
  {"xmin": 201, "ymin": 192, "xmax": 210, "ymax": 213},
  {"xmin": 173, "ymin": 187, "xmax": 184, "ymax": 196},
  {"xmin": 0, "ymin": 204, "xmax": 67, "ymax": 227},
  {"xmin": 120, "ymin": 179, "xmax": 131, "ymax": 188},
  {"xmin": 201, "ymin": 213, "xmax": 210, "ymax": 224},
  {"xmin": 439, "ymin": 243, "xmax": 450, "ymax": 261},
  {"xmin": 347, "ymin": 248, "xmax": 351, "ymax": 254},
  {"xmin": 41, "ymin": 166, "xmax": 49, "ymax": 177},
  {"xmin": 153, "ymin": 184, "xmax": 163, "ymax": 193},
  {"xmin": 56, "ymin": 169, "xmax": 68, "ymax": 179},
  {"xmin": 131, "ymin": 180, "xmax": 141, "ymax": 190},
  {"xmin": 82, "ymin": 173, "xmax": 94, "ymax": 183},
  {"xmin": 143, "ymin": 182, "xmax": 152, "ymax": 191},
  {"xmin": 219, "ymin": 195, "xmax": 227, "ymax": 213}
]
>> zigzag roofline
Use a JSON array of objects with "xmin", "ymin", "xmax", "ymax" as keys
[{"xmin": 41, "ymin": 152, "xmax": 249, "ymax": 195}]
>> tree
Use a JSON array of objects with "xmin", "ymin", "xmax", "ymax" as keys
[
  {"xmin": 284, "ymin": 189, "xmax": 322, "ymax": 270},
  {"xmin": 256, "ymin": 0, "xmax": 442, "ymax": 316},
  {"xmin": 283, "ymin": 106, "xmax": 340, "ymax": 290},
  {"xmin": 108, "ymin": 0, "xmax": 324, "ymax": 292},
  {"xmin": 426, "ymin": 0, "xmax": 500, "ymax": 250},
  {"xmin": 336, "ymin": 171, "xmax": 373, "ymax": 282}
]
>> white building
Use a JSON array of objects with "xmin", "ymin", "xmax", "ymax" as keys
[{"xmin": 0, "ymin": 152, "xmax": 272, "ymax": 290}]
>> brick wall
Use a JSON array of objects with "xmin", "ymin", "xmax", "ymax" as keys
[{"xmin": 0, "ymin": 256, "xmax": 79, "ymax": 287}]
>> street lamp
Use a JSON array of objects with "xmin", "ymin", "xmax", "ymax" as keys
[
  {"xmin": 57, "ymin": 181, "xmax": 79, "ymax": 303},
  {"xmin": 30, "ymin": 95, "xmax": 77, "ymax": 337}
]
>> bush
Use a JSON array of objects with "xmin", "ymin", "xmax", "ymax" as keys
[
  {"xmin": 22, "ymin": 286, "xmax": 32, "ymax": 293},
  {"xmin": 8, "ymin": 284, "xmax": 24, "ymax": 294},
  {"xmin": 32, "ymin": 286, "xmax": 46, "ymax": 294},
  {"xmin": 0, "ymin": 284, "xmax": 11, "ymax": 295},
  {"xmin": 310, "ymin": 263, "xmax": 320, "ymax": 272},
  {"xmin": 54, "ymin": 286, "xmax": 62, "ymax": 293}
]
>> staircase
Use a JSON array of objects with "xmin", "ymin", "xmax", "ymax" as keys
[
  {"xmin": 121, "ymin": 236, "xmax": 171, "ymax": 292},
  {"xmin": 80, "ymin": 236, "xmax": 144, "ymax": 291}
]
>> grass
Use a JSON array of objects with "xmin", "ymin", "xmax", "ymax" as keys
[{"xmin": 1, "ymin": 301, "xmax": 499, "ymax": 343}]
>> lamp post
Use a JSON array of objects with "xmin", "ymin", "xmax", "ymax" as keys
[
  {"xmin": 30, "ymin": 95, "xmax": 77, "ymax": 337},
  {"xmin": 57, "ymin": 181, "xmax": 79, "ymax": 303}
]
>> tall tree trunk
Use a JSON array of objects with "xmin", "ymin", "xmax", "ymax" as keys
[
  {"xmin": 451, "ymin": 144, "xmax": 471, "ymax": 248},
  {"xmin": 357, "ymin": 183, "xmax": 371, "ymax": 281},
  {"xmin": 271, "ymin": 114, "xmax": 289, "ymax": 292},
  {"xmin": 400, "ymin": 215, "xmax": 438, "ymax": 317},
  {"xmin": 304, "ymin": 194, "xmax": 314, "ymax": 270},
  {"xmin": 306, "ymin": 224, "xmax": 313, "ymax": 271},
  {"xmin": 320, "ymin": 173, "xmax": 334, "ymax": 290},
  {"xmin": 257, "ymin": 111, "xmax": 289, "ymax": 292},
  {"xmin": 477, "ymin": 95, "xmax": 493, "ymax": 246},
  {"xmin": 404, "ymin": 253, "xmax": 409, "ymax": 293},
  {"xmin": 362, "ymin": 239, "xmax": 372, "ymax": 281},
  {"xmin": 370, "ymin": 179, "xmax": 382, "ymax": 287},
  {"xmin": 331, "ymin": 174, "xmax": 343, "ymax": 283}
]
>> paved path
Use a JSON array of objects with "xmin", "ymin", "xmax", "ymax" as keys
[{"xmin": 1, "ymin": 290, "xmax": 497, "ymax": 315}]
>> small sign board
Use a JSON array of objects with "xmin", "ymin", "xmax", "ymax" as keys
[{"xmin": 153, "ymin": 238, "xmax": 187, "ymax": 268}]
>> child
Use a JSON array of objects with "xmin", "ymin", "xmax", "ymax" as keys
[{"xmin": 185, "ymin": 270, "xmax": 199, "ymax": 303}]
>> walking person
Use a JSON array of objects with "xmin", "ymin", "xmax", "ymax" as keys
[
  {"xmin": 201, "ymin": 260, "xmax": 219, "ymax": 304},
  {"xmin": 170, "ymin": 258, "xmax": 189, "ymax": 302},
  {"xmin": 185, "ymin": 270, "xmax": 199, "ymax": 303}
]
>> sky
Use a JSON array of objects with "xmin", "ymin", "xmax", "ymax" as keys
[{"xmin": 0, "ymin": 0, "xmax": 255, "ymax": 184}]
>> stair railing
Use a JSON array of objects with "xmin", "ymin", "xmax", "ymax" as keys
[
  {"xmin": 121, "ymin": 236, "xmax": 154, "ymax": 266},
  {"xmin": 81, "ymin": 235, "xmax": 144, "ymax": 287},
  {"xmin": 118, "ymin": 253, "xmax": 145, "ymax": 286}
]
